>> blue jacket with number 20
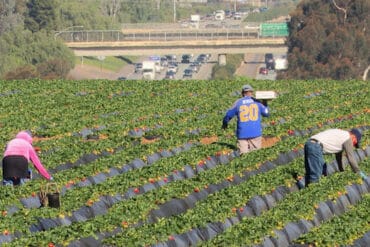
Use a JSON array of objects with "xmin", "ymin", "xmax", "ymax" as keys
[{"xmin": 223, "ymin": 96, "xmax": 269, "ymax": 139}]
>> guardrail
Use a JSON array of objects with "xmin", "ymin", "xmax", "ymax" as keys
[{"xmin": 55, "ymin": 29, "xmax": 269, "ymax": 43}]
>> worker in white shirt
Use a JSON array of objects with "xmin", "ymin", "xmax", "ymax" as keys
[{"xmin": 297, "ymin": 128, "xmax": 366, "ymax": 188}]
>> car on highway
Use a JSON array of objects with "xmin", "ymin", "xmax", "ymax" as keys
[
  {"xmin": 134, "ymin": 63, "xmax": 143, "ymax": 73},
  {"xmin": 167, "ymin": 62, "xmax": 178, "ymax": 73},
  {"xmin": 234, "ymin": 12, "xmax": 242, "ymax": 20},
  {"xmin": 183, "ymin": 69, "xmax": 193, "ymax": 78},
  {"xmin": 181, "ymin": 54, "xmax": 192, "ymax": 63},
  {"xmin": 165, "ymin": 55, "xmax": 177, "ymax": 63},
  {"xmin": 160, "ymin": 56, "xmax": 168, "ymax": 67},
  {"xmin": 191, "ymin": 61, "xmax": 201, "ymax": 70},
  {"xmin": 164, "ymin": 70, "xmax": 176, "ymax": 79},
  {"xmin": 265, "ymin": 53, "xmax": 275, "ymax": 70},
  {"xmin": 117, "ymin": 76, "xmax": 127, "ymax": 80},
  {"xmin": 259, "ymin": 67, "xmax": 268, "ymax": 75},
  {"xmin": 196, "ymin": 54, "xmax": 208, "ymax": 64},
  {"xmin": 188, "ymin": 64, "xmax": 199, "ymax": 73}
]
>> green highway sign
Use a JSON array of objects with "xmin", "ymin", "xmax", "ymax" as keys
[{"xmin": 260, "ymin": 22, "xmax": 289, "ymax": 37}]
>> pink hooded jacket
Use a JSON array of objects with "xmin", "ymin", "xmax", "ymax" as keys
[{"xmin": 4, "ymin": 131, "xmax": 51, "ymax": 180}]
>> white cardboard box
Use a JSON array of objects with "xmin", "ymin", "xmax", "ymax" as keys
[{"xmin": 255, "ymin": 91, "xmax": 277, "ymax": 100}]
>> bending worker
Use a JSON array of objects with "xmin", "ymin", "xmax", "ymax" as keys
[
  {"xmin": 300, "ymin": 128, "xmax": 366, "ymax": 188},
  {"xmin": 222, "ymin": 84, "xmax": 269, "ymax": 155},
  {"xmin": 2, "ymin": 130, "xmax": 52, "ymax": 186}
]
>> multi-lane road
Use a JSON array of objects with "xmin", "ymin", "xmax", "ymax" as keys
[
  {"xmin": 121, "ymin": 54, "xmax": 215, "ymax": 81},
  {"xmin": 67, "ymin": 16, "xmax": 287, "ymax": 80},
  {"xmin": 117, "ymin": 52, "xmax": 283, "ymax": 81}
]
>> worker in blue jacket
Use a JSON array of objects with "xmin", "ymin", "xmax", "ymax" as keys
[{"xmin": 222, "ymin": 84, "xmax": 269, "ymax": 155}]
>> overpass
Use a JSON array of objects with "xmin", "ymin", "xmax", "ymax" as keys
[{"xmin": 57, "ymin": 29, "xmax": 287, "ymax": 63}]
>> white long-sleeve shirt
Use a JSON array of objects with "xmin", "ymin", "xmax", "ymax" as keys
[{"xmin": 311, "ymin": 129, "xmax": 359, "ymax": 173}]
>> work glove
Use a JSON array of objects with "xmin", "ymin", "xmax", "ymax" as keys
[
  {"xmin": 359, "ymin": 171, "xmax": 367, "ymax": 180},
  {"xmin": 222, "ymin": 123, "xmax": 228, "ymax": 130}
]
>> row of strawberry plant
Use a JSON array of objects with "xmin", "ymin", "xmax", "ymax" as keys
[
  {"xmin": 201, "ymin": 158, "xmax": 369, "ymax": 246},
  {"xmin": 0, "ymin": 78, "xmax": 368, "ymax": 245},
  {"xmin": 1, "ymin": 134, "xmax": 308, "ymax": 246},
  {"xmin": 1, "ymin": 120, "xmax": 368, "ymax": 245},
  {"xmin": 100, "ymin": 144, "xmax": 369, "ymax": 246}
]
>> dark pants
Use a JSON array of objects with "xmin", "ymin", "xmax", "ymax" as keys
[
  {"xmin": 304, "ymin": 140, "xmax": 327, "ymax": 186},
  {"xmin": 2, "ymin": 156, "xmax": 30, "ymax": 186}
]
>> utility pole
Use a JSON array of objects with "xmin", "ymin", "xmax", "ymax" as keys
[{"xmin": 173, "ymin": 0, "xmax": 176, "ymax": 23}]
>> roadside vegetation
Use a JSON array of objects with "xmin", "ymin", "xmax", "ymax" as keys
[
  {"xmin": 243, "ymin": 2, "xmax": 297, "ymax": 22},
  {"xmin": 75, "ymin": 56, "xmax": 138, "ymax": 73},
  {"xmin": 212, "ymin": 54, "xmax": 244, "ymax": 80}
]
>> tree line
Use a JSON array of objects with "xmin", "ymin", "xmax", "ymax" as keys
[{"xmin": 281, "ymin": 0, "xmax": 370, "ymax": 80}]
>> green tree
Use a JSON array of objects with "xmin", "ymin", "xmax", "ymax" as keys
[
  {"xmin": 0, "ymin": 28, "xmax": 74, "ymax": 79},
  {"xmin": 119, "ymin": 0, "xmax": 157, "ymax": 23},
  {"xmin": 0, "ymin": 0, "xmax": 25, "ymax": 35},
  {"xmin": 24, "ymin": 0, "xmax": 58, "ymax": 33},
  {"xmin": 57, "ymin": 0, "xmax": 118, "ymax": 30},
  {"xmin": 284, "ymin": 0, "xmax": 370, "ymax": 80}
]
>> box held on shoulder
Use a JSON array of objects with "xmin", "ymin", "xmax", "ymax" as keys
[{"xmin": 255, "ymin": 91, "xmax": 277, "ymax": 100}]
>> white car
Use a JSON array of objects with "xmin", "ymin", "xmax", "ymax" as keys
[
  {"xmin": 167, "ymin": 63, "xmax": 178, "ymax": 73},
  {"xmin": 234, "ymin": 12, "xmax": 242, "ymax": 20},
  {"xmin": 189, "ymin": 64, "xmax": 199, "ymax": 73}
]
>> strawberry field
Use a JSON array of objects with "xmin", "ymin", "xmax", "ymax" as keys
[{"xmin": 0, "ymin": 78, "xmax": 369, "ymax": 246}]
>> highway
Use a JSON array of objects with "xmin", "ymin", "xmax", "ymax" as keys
[
  {"xmin": 57, "ymin": 20, "xmax": 287, "ymax": 57},
  {"xmin": 67, "ymin": 18, "xmax": 287, "ymax": 81},
  {"xmin": 121, "ymin": 54, "xmax": 215, "ymax": 81},
  {"xmin": 116, "ymin": 52, "xmax": 284, "ymax": 81}
]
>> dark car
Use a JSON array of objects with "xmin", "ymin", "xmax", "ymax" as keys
[
  {"xmin": 196, "ymin": 54, "xmax": 207, "ymax": 64},
  {"xmin": 165, "ymin": 54, "xmax": 177, "ymax": 63},
  {"xmin": 264, "ymin": 53, "xmax": 275, "ymax": 70},
  {"xmin": 266, "ymin": 61, "xmax": 275, "ymax": 70},
  {"xmin": 191, "ymin": 61, "xmax": 201, "ymax": 70},
  {"xmin": 181, "ymin": 54, "xmax": 191, "ymax": 63},
  {"xmin": 117, "ymin": 76, "xmax": 127, "ymax": 80},
  {"xmin": 134, "ymin": 63, "xmax": 143, "ymax": 73},
  {"xmin": 183, "ymin": 69, "xmax": 193, "ymax": 78},
  {"xmin": 165, "ymin": 70, "xmax": 176, "ymax": 79},
  {"xmin": 264, "ymin": 53, "xmax": 274, "ymax": 64},
  {"xmin": 189, "ymin": 64, "xmax": 199, "ymax": 73}
]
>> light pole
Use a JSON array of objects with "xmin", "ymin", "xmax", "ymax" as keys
[{"xmin": 173, "ymin": 0, "xmax": 176, "ymax": 23}]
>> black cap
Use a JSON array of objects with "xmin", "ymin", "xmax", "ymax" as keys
[{"xmin": 351, "ymin": 128, "xmax": 362, "ymax": 148}]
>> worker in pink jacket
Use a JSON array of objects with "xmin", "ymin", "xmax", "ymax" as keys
[{"xmin": 2, "ymin": 131, "xmax": 52, "ymax": 186}]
